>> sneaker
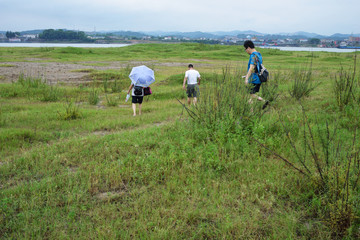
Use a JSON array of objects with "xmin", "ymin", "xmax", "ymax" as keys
[{"xmin": 262, "ymin": 100, "xmax": 269, "ymax": 110}]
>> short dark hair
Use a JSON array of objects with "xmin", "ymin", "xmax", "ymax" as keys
[
  {"xmin": 243, "ymin": 40, "xmax": 255, "ymax": 49},
  {"xmin": 188, "ymin": 64, "xmax": 193, "ymax": 68}
]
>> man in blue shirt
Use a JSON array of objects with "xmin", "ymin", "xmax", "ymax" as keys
[{"xmin": 244, "ymin": 40, "xmax": 269, "ymax": 109}]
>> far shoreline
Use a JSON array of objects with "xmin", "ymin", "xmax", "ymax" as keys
[{"xmin": 0, "ymin": 42, "xmax": 358, "ymax": 52}]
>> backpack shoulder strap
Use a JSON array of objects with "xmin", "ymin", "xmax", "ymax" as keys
[{"xmin": 254, "ymin": 54, "xmax": 261, "ymax": 73}]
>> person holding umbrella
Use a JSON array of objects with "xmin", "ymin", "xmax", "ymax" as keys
[
  {"xmin": 126, "ymin": 83, "xmax": 143, "ymax": 116},
  {"xmin": 125, "ymin": 65, "xmax": 155, "ymax": 116}
]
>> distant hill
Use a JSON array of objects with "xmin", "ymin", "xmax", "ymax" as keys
[
  {"xmin": 276, "ymin": 31, "xmax": 325, "ymax": 38},
  {"xmin": 172, "ymin": 31, "xmax": 220, "ymax": 39},
  {"xmin": 330, "ymin": 33, "xmax": 360, "ymax": 40},
  {"xmin": 1, "ymin": 29, "xmax": 359, "ymax": 40},
  {"xmin": 108, "ymin": 31, "xmax": 147, "ymax": 38},
  {"xmin": 142, "ymin": 31, "xmax": 181, "ymax": 36},
  {"xmin": 211, "ymin": 30, "xmax": 264, "ymax": 36},
  {"xmin": 142, "ymin": 30, "xmax": 360, "ymax": 40},
  {"xmin": 142, "ymin": 31, "xmax": 221, "ymax": 39},
  {"xmin": 20, "ymin": 29, "xmax": 44, "ymax": 35}
]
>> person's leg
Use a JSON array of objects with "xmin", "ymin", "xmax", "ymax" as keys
[
  {"xmin": 187, "ymin": 97, "xmax": 191, "ymax": 105},
  {"xmin": 251, "ymin": 94, "xmax": 264, "ymax": 102},
  {"xmin": 132, "ymin": 103, "xmax": 136, "ymax": 116},
  {"xmin": 248, "ymin": 94, "xmax": 255, "ymax": 112},
  {"xmin": 138, "ymin": 103, "xmax": 142, "ymax": 115},
  {"xmin": 193, "ymin": 85, "xmax": 199, "ymax": 105},
  {"xmin": 250, "ymin": 94, "xmax": 269, "ymax": 109}
]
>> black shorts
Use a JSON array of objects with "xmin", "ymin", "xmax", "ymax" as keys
[
  {"xmin": 249, "ymin": 84, "xmax": 261, "ymax": 94},
  {"xmin": 132, "ymin": 96, "xmax": 143, "ymax": 104}
]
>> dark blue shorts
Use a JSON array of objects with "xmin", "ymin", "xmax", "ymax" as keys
[{"xmin": 186, "ymin": 84, "xmax": 199, "ymax": 98}]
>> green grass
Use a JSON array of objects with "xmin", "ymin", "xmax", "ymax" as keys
[{"xmin": 1, "ymin": 44, "xmax": 360, "ymax": 239}]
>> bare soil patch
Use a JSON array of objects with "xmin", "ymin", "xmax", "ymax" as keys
[
  {"xmin": 0, "ymin": 61, "xmax": 121, "ymax": 84},
  {"xmin": 0, "ymin": 60, "xmax": 211, "ymax": 84}
]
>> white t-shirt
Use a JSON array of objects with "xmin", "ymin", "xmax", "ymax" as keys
[{"xmin": 185, "ymin": 69, "xmax": 200, "ymax": 85}]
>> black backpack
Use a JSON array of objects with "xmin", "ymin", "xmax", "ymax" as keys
[
  {"xmin": 255, "ymin": 56, "xmax": 269, "ymax": 83},
  {"xmin": 134, "ymin": 86, "xmax": 143, "ymax": 96}
]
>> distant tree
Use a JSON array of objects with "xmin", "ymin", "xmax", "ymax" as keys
[
  {"xmin": 39, "ymin": 29, "xmax": 90, "ymax": 41},
  {"xmin": 5, "ymin": 31, "xmax": 19, "ymax": 38},
  {"xmin": 309, "ymin": 38, "xmax": 321, "ymax": 45}
]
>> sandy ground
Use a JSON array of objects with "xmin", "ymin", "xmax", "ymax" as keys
[
  {"xmin": 0, "ymin": 60, "xmax": 208, "ymax": 85},
  {"xmin": 0, "ymin": 61, "xmax": 135, "ymax": 84}
]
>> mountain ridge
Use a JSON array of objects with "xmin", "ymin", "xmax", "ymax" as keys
[{"xmin": 1, "ymin": 29, "xmax": 359, "ymax": 40}]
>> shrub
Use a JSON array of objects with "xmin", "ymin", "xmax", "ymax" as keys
[
  {"xmin": 0, "ymin": 84, "xmax": 21, "ymax": 98},
  {"xmin": 110, "ymin": 78, "xmax": 126, "ymax": 93},
  {"xmin": 253, "ymin": 106, "xmax": 360, "ymax": 237},
  {"xmin": 260, "ymin": 71, "xmax": 282, "ymax": 103},
  {"xmin": 333, "ymin": 55, "xmax": 358, "ymax": 110},
  {"xmin": 181, "ymin": 66, "xmax": 263, "ymax": 136},
  {"xmin": 105, "ymin": 94, "xmax": 118, "ymax": 107},
  {"xmin": 40, "ymin": 85, "xmax": 62, "ymax": 102},
  {"xmin": 0, "ymin": 108, "xmax": 6, "ymax": 127},
  {"xmin": 58, "ymin": 100, "xmax": 82, "ymax": 120},
  {"xmin": 17, "ymin": 73, "xmax": 47, "ymax": 88},
  {"xmin": 90, "ymin": 72, "xmax": 127, "ymax": 93},
  {"xmin": 103, "ymin": 77, "xmax": 109, "ymax": 93},
  {"xmin": 8, "ymin": 74, "xmax": 55, "ymax": 99},
  {"xmin": 88, "ymin": 88, "xmax": 100, "ymax": 105},
  {"xmin": 289, "ymin": 61, "xmax": 318, "ymax": 100}
]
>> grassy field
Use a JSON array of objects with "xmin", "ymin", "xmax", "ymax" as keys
[{"xmin": 1, "ymin": 43, "xmax": 360, "ymax": 239}]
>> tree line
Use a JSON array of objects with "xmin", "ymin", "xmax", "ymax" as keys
[
  {"xmin": 6, "ymin": 31, "xmax": 20, "ymax": 38},
  {"xmin": 38, "ymin": 29, "xmax": 92, "ymax": 41}
]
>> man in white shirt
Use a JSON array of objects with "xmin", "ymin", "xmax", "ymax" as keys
[{"xmin": 183, "ymin": 64, "xmax": 201, "ymax": 105}]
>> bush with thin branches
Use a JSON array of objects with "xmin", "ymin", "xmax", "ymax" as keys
[
  {"xmin": 253, "ymin": 105, "xmax": 360, "ymax": 237},
  {"xmin": 179, "ymin": 66, "xmax": 265, "ymax": 136},
  {"xmin": 289, "ymin": 61, "xmax": 318, "ymax": 100},
  {"xmin": 333, "ymin": 54, "xmax": 358, "ymax": 110}
]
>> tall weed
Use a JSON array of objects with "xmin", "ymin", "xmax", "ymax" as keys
[
  {"xmin": 260, "ymin": 70, "xmax": 282, "ymax": 102},
  {"xmin": 103, "ymin": 77, "xmax": 109, "ymax": 93},
  {"xmin": 17, "ymin": 73, "xmax": 47, "ymax": 88},
  {"xmin": 105, "ymin": 94, "xmax": 118, "ymax": 107},
  {"xmin": 289, "ymin": 61, "xmax": 317, "ymax": 100},
  {"xmin": 88, "ymin": 88, "xmax": 100, "ymax": 105},
  {"xmin": 110, "ymin": 78, "xmax": 122, "ymax": 93},
  {"xmin": 182, "ymin": 66, "xmax": 263, "ymax": 137},
  {"xmin": 333, "ymin": 54, "xmax": 358, "ymax": 110},
  {"xmin": 253, "ymin": 106, "xmax": 360, "ymax": 237},
  {"xmin": 0, "ymin": 108, "xmax": 6, "ymax": 127},
  {"xmin": 58, "ymin": 99, "xmax": 82, "ymax": 120},
  {"xmin": 40, "ymin": 85, "xmax": 62, "ymax": 102}
]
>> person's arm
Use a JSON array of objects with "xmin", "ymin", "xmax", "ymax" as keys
[
  {"xmin": 127, "ymin": 84, "xmax": 134, "ymax": 94},
  {"xmin": 245, "ymin": 65, "xmax": 255, "ymax": 85},
  {"xmin": 197, "ymin": 76, "xmax": 201, "ymax": 85},
  {"xmin": 183, "ymin": 77, "xmax": 187, "ymax": 89}
]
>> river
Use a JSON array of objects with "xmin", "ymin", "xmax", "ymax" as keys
[
  {"xmin": 0, "ymin": 43, "xmax": 130, "ymax": 48},
  {"xmin": 259, "ymin": 46, "xmax": 358, "ymax": 53},
  {"xmin": 0, "ymin": 43, "xmax": 358, "ymax": 53}
]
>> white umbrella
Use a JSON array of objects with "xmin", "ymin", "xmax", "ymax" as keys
[{"xmin": 129, "ymin": 65, "xmax": 155, "ymax": 87}]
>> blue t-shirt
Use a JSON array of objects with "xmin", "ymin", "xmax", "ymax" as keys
[{"xmin": 247, "ymin": 51, "xmax": 263, "ymax": 84}]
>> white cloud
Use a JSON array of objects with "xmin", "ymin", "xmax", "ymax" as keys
[{"xmin": 0, "ymin": 0, "xmax": 359, "ymax": 34}]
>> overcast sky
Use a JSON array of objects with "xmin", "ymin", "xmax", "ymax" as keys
[{"xmin": 1, "ymin": 0, "xmax": 359, "ymax": 35}]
